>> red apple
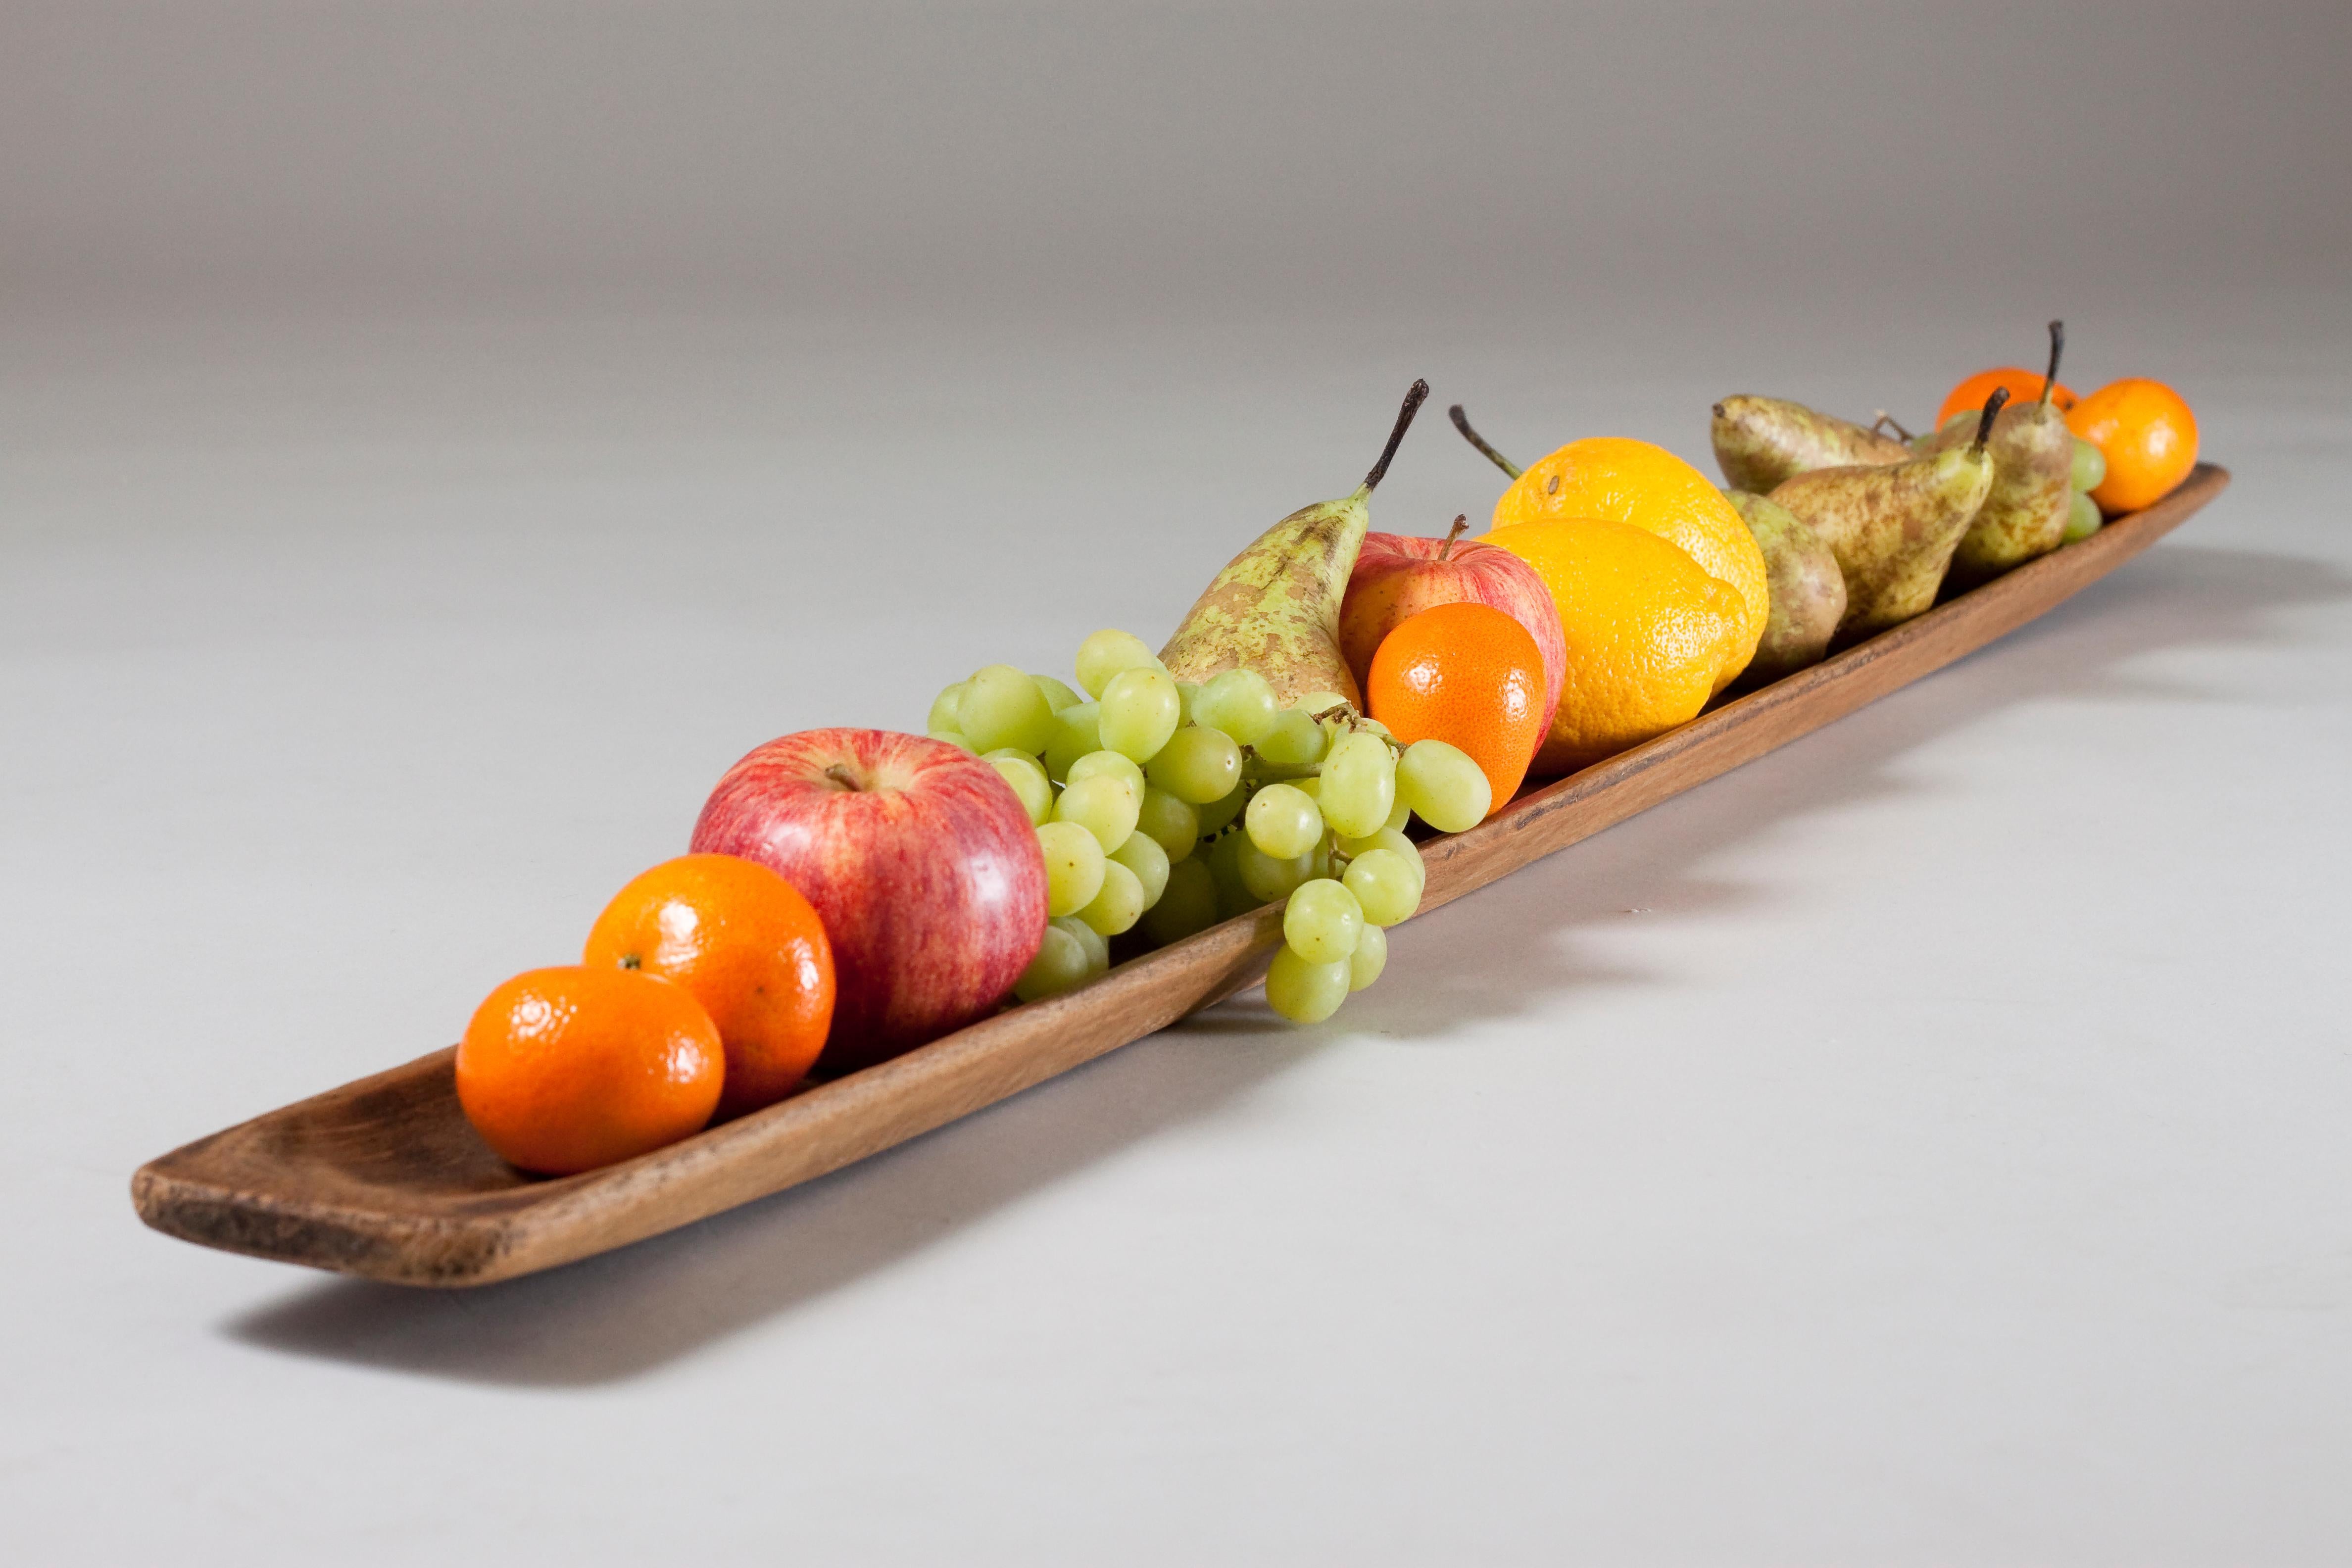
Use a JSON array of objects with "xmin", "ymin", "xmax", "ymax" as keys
[
  {"xmin": 689, "ymin": 729, "xmax": 1045, "ymax": 1074},
  {"xmin": 1340, "ymin": 520, "xmax": 1567, "ymax": 736}
]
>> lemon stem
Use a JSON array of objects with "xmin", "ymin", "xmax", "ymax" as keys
[
  {"xmin": 1449, "ymin": 404, "xmax": 1523, "ymax": 480},
  {"xmin": 1436, "ymin": 514, "xmax": 1469, "ymax": 560}
]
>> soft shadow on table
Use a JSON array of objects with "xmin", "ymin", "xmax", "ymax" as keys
[{"xmin": 227, "ymin": 540, "xmax": 2344, "ymax": 1388}]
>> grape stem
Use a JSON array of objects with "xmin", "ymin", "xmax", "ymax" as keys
[
  {"xmin": 1436, "ymin": 515, "xmax": 1468, "ymax": 560},
  {"xmin": 1449, "ymin": 404, "xmax": 1523, "ymax": 480}
]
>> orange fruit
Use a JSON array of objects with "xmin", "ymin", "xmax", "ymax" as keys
[
  {"xmin": 1488, "ymin": 437, "xmax": 1767, "ymax": 688},
  {"xmin": 456, "ymin": 965, "xmax": 724, "ymax": 1175},
  {"xmin": 1938, "ymin": 367, "xmax": 2077, "ymax": 427},
  {"xmin": 1366, "ymin": 601, "xmax": 1547, "ymax": 816},
  {"xmin": 2066, "ymin": 378, "xmax": 2198, "ymax": 513},
  {"xmin": 1486, "ymin": 518, "xmax": 1749, "ymax": 775},
  {"xmin": 585, "ymin": 852, "xmax": 834, "ymax": 1118}
]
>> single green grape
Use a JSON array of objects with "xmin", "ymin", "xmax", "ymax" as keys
[
  {"xmin": 1055, "ymin": 773, "xmax": 1140, "ymax": 853},
  {"xmin": 1135, "ymin": 786, "xmax": 1200, "ymax": 862},
  {"xmin": 1140, "ymin": 856, "xmax": 1219, "ymax": 946},
  {"xmin": 1078, "ymin": 859, "xmax": 1146, "ymax": 936},
  {"xmin": 1339, "ymin": 826, "xmax": 1424, "ymax": 896},
  {"xmin": 1266, "ymin": 945, "xmax": 1350, "ymax": 1024},
  {"xmin": 984, "ymin": 749, "xmax": 1053, "ymax": 825},
  {"xmin": 1013, "ymin": 924, "xmax": 1091, "ymax": 1002},
  {"xmin": 2070, "ymin": 436, "xmax": 2107, "ymax": 494},
  {"xmin": 1347, "ymin": 923, "xmax": 1387, "ymax": 991},
  {"xmin": 1175, "ymin": 680, "xmax": 1200, "ymax": 727},
  {"xmin": 1099, "ymin": 667, "xmax": 1181, "ymax": 762},
  {"xmin": 1206, "ymin": 828, "xmax": 1259, "ymax": 911},
  {"xmin": 927, "ymin": 729, "xmax": 974, "ymax": 753},
  {"xmin": 1192, "ymin": 669, "xmax": 1278, "ymax": 745},
  {"xmin": 1147, "ymin": 725, "xmax": 1243, "ymax": 804},
  {"xmin": 1042, "ymin": 701, "xmax": 1102, "ymax": 782},
  {"xmin": 959, "ymin": 663, "xmax": 1057, "ymax": 754},
  {"xmin": 1110, "ymin": 829, "xmax": 1170, "ymax": 908},
  {"xmin": 1320, "ymin": 731, "xmax": 1398, "ymax": 838},
  {"xmin": 2063, "ymin": 490, "xmax": 2103, "ymax": 543},
  {"xmin": 928, "ymin": 681, "xmax": 968, "ymax": 735},
  {"xmin": 1035, "ymin": 821, "xmax": 1106, "ymax": 917},
  {"xmin": 1282, "ymin": 878, "xmax": 1364, "ymax": 964},
  {"xmin": 1238, "ymin": 837, "xmax": 1316, "ymax": 903},
  {"xmin": 1381, "ymin": 794, "xmax": 1411, "ymax": 833},
  {"xmin": 1342, "ymin": 847, "xmax": 1420, "ymax": 927},
  {"xmin": 1032, "ymin": 673, "xmax": 1083, "ymax": 713},
  {"xmin": 1053, "ymin": 913, "xmax": 1110, "ymax": 977},
  {"xmin": 1067, "ymin": 748, "xmax": 1145, "ymax": 803},
  {"xmin": 1255, "ymin": 707, "xmax": 1329, "ymax": 767},
  {"xmin": 1396, "ymin": 738, "xmax": 1490, "ymax": 832},
  {"xmin": 1245, "ymin": 782, "xmax": 1324, "ymax": 860},
  {"xmin": 1075, "ymin": 629, "xmax": 1160, "ymax": 698},
  {"xmin": 1194, "ymin": 780, "xmax": 1249, "ymax": 837}
]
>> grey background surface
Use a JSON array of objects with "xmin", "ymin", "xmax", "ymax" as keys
[{"xmin": 6, "ymin": 4, "xmax": 2350, "ymax": 1564}]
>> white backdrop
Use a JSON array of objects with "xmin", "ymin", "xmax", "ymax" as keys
[{"xmin": 6, "ymin": 4, "xmax": 2350, "ymax": 1563}]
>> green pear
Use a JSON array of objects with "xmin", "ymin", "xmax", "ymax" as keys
[
  {"xmin": 1931, "ymin": 321, "xmax": 2077, "ymax": 590},
  {"xmin": 1712, "ymin": 394, "xmax": 1912, "ymax": 493},
  {"xmin": 1160, "ymin": 381, "xmax": 1428, "ymax": 709},
  {"xmin": 1722, "ymin": 490, "xmax": 1846, "ymax": 685},
  {"xmin": 1768, "ymin": 390, "xmax": 2006, "ymax": 642}
]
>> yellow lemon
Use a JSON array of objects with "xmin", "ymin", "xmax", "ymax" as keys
[
  {"xmin": 1485, "ymin": 518, "xmax": 1749, "ymax": 775},
  {"xmin": 1491, "ymin": 437, "xmax": 1767, "ymax": 687}
]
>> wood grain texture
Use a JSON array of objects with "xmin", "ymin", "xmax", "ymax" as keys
[{"xmin": 133, "ymin": 466, "xmax": 2229, "ymax": 1286}]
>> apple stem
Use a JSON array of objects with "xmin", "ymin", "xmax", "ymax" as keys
[
  {"xmin": 1448, "ymin": 405, "xmax": 1523, "ymax": 480},
  {"xmin": 1971, "ymin": 387, "xmax": 2011, "ymax": 454},
  {"xmin": 824, "ymin": 763, "xmax": 864, "ymax": 791},
  {"xmin": 1436, "ymin": 514, "xmax": 1469, "ymax": 560},
  {"xmin": 1361, "ymin": 379, "xmax": 1430, "ymax": 494},
  {"xmin": 2040, "ymin": 319, "xmax": 2065, "ymax": 409}
]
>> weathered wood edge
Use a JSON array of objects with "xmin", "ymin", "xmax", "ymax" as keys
[{"xmin": 131, "ymin": 466, "xmax": 2230, "ymax": 1286}]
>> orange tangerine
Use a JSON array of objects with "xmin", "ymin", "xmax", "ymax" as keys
[
  {"xmin": 585, "ymin": 852, "xmax": 835, "ymax": 1118},
  {"xmin": 1938, "ymin": 367, "xmax": 2077, "ymax": 428},
  {"xmin": 2067, "ymin": 378, "xmax": 2199, "ymax": 513},
  {"xmin": 456, "ymin": 965, "xmax": 724, "ymax": 1175},
  {"xmin": 1366, "ymin": 601, "xmax": 1547, "ymax": 816}
]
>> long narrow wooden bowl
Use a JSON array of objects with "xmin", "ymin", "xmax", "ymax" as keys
[{"xmin": 133, "ymin": 467, "xmax": 2230, "ymax": 1286}]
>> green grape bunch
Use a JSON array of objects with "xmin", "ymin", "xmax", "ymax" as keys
[{"xmin": 923, "ymin": 630, "xmax": 1490, "ymax": 1025}]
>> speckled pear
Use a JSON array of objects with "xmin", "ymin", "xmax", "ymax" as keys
[
  {"xmin": 1933, "ymin": 321, "xmax": 2077, "ymax": 589},
  {"xmin": 1160, "ymin": 381, "xmax": 1428, "ymax": 709},
  {"xmin": 1722, "ymin": 490, "xmax": 1845, "ymax": 684},
  {"xmin": 1712, "ymin": 394, "xmax": 1911, "ymax": 493},
  {"xmin": 1768, "ymin": 390, "xmax": 2007, "ymax": 643}
]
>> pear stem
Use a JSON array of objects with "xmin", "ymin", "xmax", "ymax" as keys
[
  {"xmin": 1871, "ymin": 409, "xmax": 1914, "ymax": 442},
  {"xmin": 2040, "ymin": 319, "xmax": 2065, "ymax": 409},
  {"xmin": 1361, "ymin": 380, "xmax": 1430, "ymax": 493},
  {"xmin": 1449, "ymin": 404, "xmax": 1523, "ymax": 480},
  {"xmin": 1971, "ymin": 387, "xmax": 2011, "ymax": 454},
  {"xmin": 1436, "ymin": 514, "xmax": 1469, "ymax": 560}
]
